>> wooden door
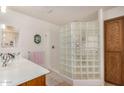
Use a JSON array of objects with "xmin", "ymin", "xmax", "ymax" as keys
[
  {"xmin": 105, "ymin": 18, "xmax": 123, "ymax": 85},
  {"xmin": 105, "ymin": 19, "xmax": 122, "ymax": 52},
  {"xmin": 105, "ymin": 53, "xmax": 122, "ymax": 85}
]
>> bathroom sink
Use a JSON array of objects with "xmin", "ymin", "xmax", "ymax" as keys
[{"xmin": 0, "ymin": 59, "xmax": 19, "ymax": 70}]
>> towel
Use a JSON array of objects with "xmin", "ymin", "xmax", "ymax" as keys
[{"xmin": 28, "ymin": 51, "xmax": 45, "ymax": 66}]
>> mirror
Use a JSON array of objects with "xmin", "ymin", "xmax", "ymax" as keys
[
  {"xmin": 0, "ymin": 25, "xmax": 18, "ymax": 48},
  {"xmin": 34, "ymin": 34, "xmax": 41, "ymax": 44}
]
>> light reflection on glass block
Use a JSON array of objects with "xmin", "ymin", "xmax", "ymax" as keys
[{"xmin": 60, "ymin": 21, "xmax": 100, "ymax": 80}]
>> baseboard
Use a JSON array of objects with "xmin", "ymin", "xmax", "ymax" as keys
[{"xmin": 73, "ymin": 80, "xmax": 104, "ymax": 86}]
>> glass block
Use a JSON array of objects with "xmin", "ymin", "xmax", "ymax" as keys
[
  {"xmin": 87, "ymin": 36, "xmax": 98, "ymax": 42},
  {"xmin": 68, "ymin": 72, "xmax": 73, "ymax": 78},
  {"xmin": 66, "ymin": 66, "xmax": 71, "ymax": 73},
  {"xmin": 88, "ymin": 67, "xmax": 94, "ymax": 72},
  {"xmin": 94, "ymin": 67, "xmax": 99, "ymax": 72},
  {"xmin": 87, "ymin": 55, "xmax": 95, "ymax": 60},
  {"xmin": 94, "ymin": 74, "xmax": 100, "ymax": 79},
  {"xmin": 87, "ymin": 74, "xmax": 94, "ymax": 79},
  {"xmin": 95, "ymin": 61, "xmax": 99, "ymax": 66},
  {"xmin": 82, "ymin": 61, "xmax": 87, "ymax": 66},
  {"xmin": 73, "ymin": 74, "xmax": 82, "ymax": 79},
  {"xmin": 88, "ymin": 61, "xmax": 94, "ymax": 66},
  {"xmin": 75, "ymin": 61, "xmax": 81, "ymax": 66},
  {"xmin": 82, "ymin": 55, "xmax": 87, "ymax": 60},
  {"xmin": 75, "ymin": 55, "xmax": 81, "ymax": 59},
  {"xmin": 73, "ymin": 68, "xmax": 81, "ymax": 73},
  {"xmin": 82, "ymin": 67, "xmax": 87, "ymax": 73},
  {"xmin": 81, "ymin": 74, "xmax": 87, "ymax": 79},
  {"xmin": 60, "ymin": 21, "xmax": 100, "ymax": 80},
  {"xmin": 76, "ymin": 68, "xmax": 81, "ymax": 73}
]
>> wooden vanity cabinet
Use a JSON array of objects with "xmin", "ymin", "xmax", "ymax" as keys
[
  {"xmin": 18, "ymin": 75, "xmax": 46, "ymax": 86},
  {"xmin": 105, "ymin": 16, "xmax": 124, "ymax": 85}
]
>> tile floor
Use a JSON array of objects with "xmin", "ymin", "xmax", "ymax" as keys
[
  {"xmin": 46, "ymin": 71, "xmax": 116, "ymax": 86},
  {"xmin": 46, "ymin": 71, "xmax": 71, "ymax": 86}
]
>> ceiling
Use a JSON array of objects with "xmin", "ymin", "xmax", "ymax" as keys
[{"xmin": 8, "ymin": 6, "xmax": 114, "ymax": 25}]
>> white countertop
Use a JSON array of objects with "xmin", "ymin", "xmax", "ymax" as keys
[{"xmin": 0, "ymin": 57, "xmax": 49, "ymax": 86}]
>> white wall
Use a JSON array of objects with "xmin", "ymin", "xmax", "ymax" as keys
[
  {"xmin": 0, "ymin": 9, "xmax": 59, "ymax": 68},
  {"xmin": 104, "ymin": 6, "xmax": 124, "ymax": 20},
  {"xmin": 49, "ymin": 29, "xmax": 60, "ymax": 71},
  {"xmin": 98, "ymin": 9, "xmax": 104, "ymax": 85}
]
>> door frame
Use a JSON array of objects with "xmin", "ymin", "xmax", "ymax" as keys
[{"xmin": 104, "ymin": 16, "xmax": 124, "ymax": 84}]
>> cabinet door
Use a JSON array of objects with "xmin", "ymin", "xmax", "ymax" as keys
[
  {"xmin": 105, "ymin": 19, "xmax": 122, "ymax": 51},
  {"xmin": 19, "ymin": 75, "xmax": 46, "ymax": 86},
  {"xmin": 105, "ymin": 53, "xmax": 122, "ymax": 85},
  {"xmin": 26, "ymin": 75, "xmax": 46, "ymax": 86}
]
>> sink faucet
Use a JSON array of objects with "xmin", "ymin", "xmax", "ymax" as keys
[{"xmin": 0, "ymin": 53, "xmax": 15, "ymax": 67}]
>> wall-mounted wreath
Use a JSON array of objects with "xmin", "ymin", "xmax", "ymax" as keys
[{"xmin": 34, "ymin": 34, "xmax": 41, "ymax": 44}]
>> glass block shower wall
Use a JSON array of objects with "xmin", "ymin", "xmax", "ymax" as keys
[{"xmin": 60, "ymin": 21, "xmax": 100, "ymax": 80}]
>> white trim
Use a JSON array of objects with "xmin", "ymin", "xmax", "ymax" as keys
[
  {"xmin": 73, "ymin": 80, "xmax": 103, "ymax": 86},
  {"xmin": 98, "ymin": 9, "xmax": 104, "ymax": 85}
]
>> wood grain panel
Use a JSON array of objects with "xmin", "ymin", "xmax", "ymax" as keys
[
  {"xmin": 105, "ymin": 53, "xmax": 122, "ymax": 85},
  {"xmin": 105, "ymin": 19, "xmax": 122, "ymax": 52},
  {"xmin": 104, "ymin": 16, "xmax": 124, "ymax": 85}
]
